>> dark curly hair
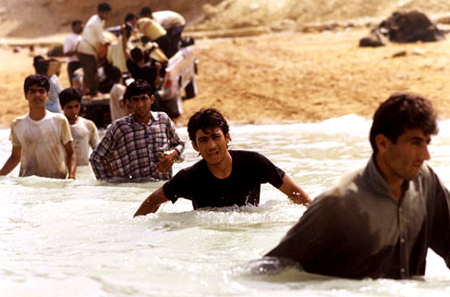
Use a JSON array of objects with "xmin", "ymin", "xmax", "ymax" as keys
[
  {"xmin": 188, "ymin": 108, "xmax": 229, "ymax": 144},
  {"xmin": 123, "ymin": 79, "xmax": 153, "ymax": 102},
  {"xmin": 24, "ymin": 74, "xmax": 50, "ymax": 93},
  {"xmin": 369, "ymin": 92, "xmax": 438, "ymax": 154}
]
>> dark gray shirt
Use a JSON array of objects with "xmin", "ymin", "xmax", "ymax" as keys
[{"xmin": 266, "ymin": 157, "xmax": 450, "ymax": 279}]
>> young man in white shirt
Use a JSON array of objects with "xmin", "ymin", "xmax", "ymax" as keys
[
  {"xmin": 0, "ymin": 74, "xmax": 77, "ymax": 179},
  {"xmin": 78, "ymin": 2, "xmax": 112, "ymax": 96},
  {"xmin": 59, "ymin": 87, "xmax": 99, "ymax": 166}
]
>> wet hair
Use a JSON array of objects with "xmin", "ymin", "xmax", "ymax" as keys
[
  {"xmin": 59, "ymin": 87, "xmax": 82, "ymax": 108},
  {"xmin": 123, "ymin": 79, "xmax": 153, "ymax": 102},
  {"xmin": 125, "ymin": 13, "xmax": 137, "ymax": 23},
  {"xmin": 71, "ymin": 19, "xmax": 82, "ymax": 27},
  {"xmin": 98, "ymin": 2, "xmax": 112, "ymax": 13},
  {"xmin": 109, "ymin": 66, "xmax": 122, "ymax": 84},
  {"xmin": 130, "ymin": 47, "xmax": 144, "ymax": 63},
  {"xmin": 369, "ymin": 92, "xmax": 438, "ymax": 154},
  {"xmin": 188, "ymin": 108, "xmax": 230, "ymax": 144},
  {"xmin": 24, "ymin": 74, "xmax": 50, "ymax": 93},
  {"xmin": 140, "ymin": 6, "xmax": 152, "ymax": 17}
]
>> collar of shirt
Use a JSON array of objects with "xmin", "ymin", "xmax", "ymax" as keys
[
  {"xmin": 126, "ymin": 111, "xmax": 156, "ymax": 126},
  {"xmin": 363, "ymin": 156, "xmax": 410, "ymax": 202}
]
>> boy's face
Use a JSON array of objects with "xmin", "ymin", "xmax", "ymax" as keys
[
  {"xmin": 62, "ymin": 100, "xmax": 81, "ymax": 123},
  {"xmin": 128, "ymin": 93, "xmax": 153, "ymax": 120},
  {"xmin": 25, "ymin": 84, "xmax": 48, "ymax": 109},
  {"xmin": 192, "ymin": 127, "xmax": 230, "ymax": 166}
]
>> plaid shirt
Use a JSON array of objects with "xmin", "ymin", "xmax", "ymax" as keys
[{"xmin": 90, "ymin": 112, "xmax": 185, "ymax": 181}]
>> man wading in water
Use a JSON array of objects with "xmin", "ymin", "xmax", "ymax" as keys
[{"xmin": 134, "ymin": 108, "xmax": 310, "ymax": 216}]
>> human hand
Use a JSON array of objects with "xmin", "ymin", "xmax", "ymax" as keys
[
  {"xmin": 156, "ymin": 149, "xmax": 178, "ymax": 172},
  {"xmin": 290, "ymin": 191, "xmax": 311, "ymax": 206}
]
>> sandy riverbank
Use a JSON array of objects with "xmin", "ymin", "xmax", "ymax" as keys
[{"xmin": 2, "ymin": 27, "xmax": 450, "ymax": 129}]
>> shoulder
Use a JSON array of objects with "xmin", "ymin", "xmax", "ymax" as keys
[
  {"xmin": 152, "ymin": 111, "xmax": 170, "ymax": 121},
  {"xmin": 45, "ymin": 112, "xmax": 68, "ymax": 124},
  {"xmin": 231, "ymin": 150, "xmax": 270, "ymax": 163},
  {"xmin": 12, "ymin": 114, "xmax": 28, "ymax": 123},
  {"xmin": 417, "ymin": 164, "xmax": 446, "ymax": 194},
  {"xmin": 79, "ymin": 116, "xmax": 94, "ymax": 125},
  {"xmin": 80, "ymin": 117, "xmax": 98, "ymax": 129},
  {"xmin": 107, "ymin": 115, "xmax": 133, "ymax": 132},
  {"xmin": 152, "ymin": 112, "xmax": 175, "ymax": 128},
  {"xmin": 11, "ymin": 114, "xmax": 28, "ymax": 130},
  {"xmin": 230, "ymin": 150, "xmax": 259, "ymax": 157},
  {"xmin": 173, "ymin": 159, "xmax": 205, "ymax": 178},
  {"xmin": 64, "ymin": 33, "xmax": 73, "ymax": 42},
  {"xmin": 91, "ymin": 14, "xmax": 101, "ymax": 23}
]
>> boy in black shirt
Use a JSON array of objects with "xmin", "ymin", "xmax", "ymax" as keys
[{"xmin": 134, "ymin": 108, "xmax": 310, "ymax": 216}]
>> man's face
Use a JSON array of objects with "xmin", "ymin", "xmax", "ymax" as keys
[
  {"xmin": 73, "ymin": 23, "xmax": 84, "ymax": 34},
  {"xmin": 62, "ymin": 100, "xmax": 81, "ymax": 123},
  {"xmin": 381, "ymin": 128, "xmax": 431, "ymax": 181},
  {"xmin": 99, "ymin": 11, "xmax": 111, "ymax": 20},
  {"xmin": 128, "ymin": 93, "xmax": 153, "ymax": 121},
  {"xmin": 25, "ymin": 84, "xmax": 48, "ymax": 108},
  {"xmin": 129, "ymin": 17, "xmax": 138, "ymax": 26},
  {"xmin": 193, "ymin": 127, "xmax": 230, "ymax": 165}
]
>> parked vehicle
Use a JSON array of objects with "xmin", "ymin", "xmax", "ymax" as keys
[{"xmin": 155, "ymin": 43, "xmax": 198, "ymax": 118}]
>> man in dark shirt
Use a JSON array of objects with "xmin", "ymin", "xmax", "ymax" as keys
[
  {"xmin": 265, "ymin": 92, "xmax": 450, "ymax": 279},
  {"xmin": 134, "ymin": 108, "xmax": 311, "ymax": 216}
]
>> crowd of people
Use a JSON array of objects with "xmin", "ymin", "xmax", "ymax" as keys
[
  {"xmin": 34, "ymin": 2, "xmax": 188, "ymax": 122},
  {"xmin": 1, "ymin": 1, "xmax": 450, "ymax": 283}
]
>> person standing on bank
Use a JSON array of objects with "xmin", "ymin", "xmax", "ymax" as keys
[
  {"xmin": 78, "ymin": 2, "xmax": 112, "ymax": 96},
  {"xmin": 90, "ymin": 79, "xmax": 184, "ymax": 182},
  {"xmin": 264, "ymin": 92, "xmax": 450, "ymax": 279},
  {"xmin": 134, "ymin": 108, "xmax": 311, "ymax": 217},
  {"xmin": 0, "ymin": 74, "xmax": 77, "ymax": 179},
  {"xmin": 63, "ymin": 19, "xmax": 83, "ymax": 86}
]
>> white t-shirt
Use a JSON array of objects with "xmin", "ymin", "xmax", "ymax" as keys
[
  {"xmin": 64, "ymin": 32, "xmax": 82, "ymax": 63},
  {"xmin": 78, "ymin": 14, "xmax": 105, "ymax": 56},
  {"xmin": 152, "ymin": 11, "xmax": 186, "ymax": 30},
  {"xmin": 10, "ymin": 112, "xmax": 73, "ymax": 178},
  {"xmin": 70, "ymin": 117, "xmax": 99, "ymax": 166},
  {"xmin": 109, "ymin": 83, "xmax": 127, "ymax": 121}
]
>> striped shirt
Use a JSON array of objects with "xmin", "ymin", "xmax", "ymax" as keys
[{"xmin": 90, "ymin": 112, "xmax": 184, "ymax": 181}]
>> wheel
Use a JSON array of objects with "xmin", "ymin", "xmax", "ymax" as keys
[{"xmin": 184, "ymin": 78, "xmax": 197, "ymax": 100}]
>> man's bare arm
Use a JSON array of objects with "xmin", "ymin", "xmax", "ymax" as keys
[
  {"xmin": 64, "ymin": 141, "xmax": 77, "ymax": 179},
  {"xmin": 278, "ymin": 174, "xmax": 311, "ymax": 206},
  {"xmin": 0, "ymin": 145, "xmax": 21, "ymax": 176},
  {"xmin": 134, "ymin": 188, "xmax": 170, "ymax": 217}
]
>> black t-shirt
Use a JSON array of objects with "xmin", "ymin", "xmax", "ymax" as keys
[{"xmin": 162, "ymin": 150, "xmax": 285, "ymax": 210}]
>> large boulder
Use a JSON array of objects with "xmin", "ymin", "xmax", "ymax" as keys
[{"xmin": 380, "ymin": 10, "xmax": 444, "ymax": 43}]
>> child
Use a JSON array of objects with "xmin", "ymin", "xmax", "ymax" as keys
[
  {"xmin": 59, "ymin": 87, "xmax": 100, "ymax": 166},
  {"xmin": 109, "ymin": 66, "xmax": 128, "ymax": 121}
]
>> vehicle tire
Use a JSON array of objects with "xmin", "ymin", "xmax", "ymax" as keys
[{"xmin": 184, "ymin": 78, "xmax": 197, "ymax": 100}]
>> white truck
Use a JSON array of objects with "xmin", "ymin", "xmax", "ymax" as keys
[{"xmin": 152, "ymin": 43, "xmax": 198, "ymax": 118}]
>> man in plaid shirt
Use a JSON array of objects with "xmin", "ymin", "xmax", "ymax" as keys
[{"xmin": 89, "ymin": 79, "xmax": 184, "ymax": 181}]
